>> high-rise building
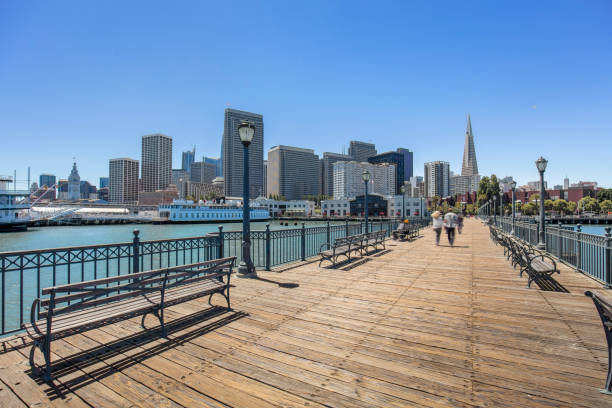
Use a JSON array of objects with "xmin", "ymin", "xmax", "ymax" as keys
[
  {"xmin": 332, "ymin": 161, "xmax": 396, "ymax": 199},
  {"xmin": 321, "ymin": 152, "xmax": 353, "ymax": 197},
  {"xmin": 348, "ymin": 141, "xmax": 377, "ymax": 162},
  {"xmin": 182, "ymin": 147, "xmax": 196, "ymax": 175},
  {"xmin": 141, "ymin": 133, "xmax": 172, "ymax": 193},
  {"xmin": 564, "ymin": 177, "xmax": 570, "ymax": 190},
  {"xmin": 204, "ymin": 157, "xmax": 222, "ymax": 177},
  {"xmin": 368, "ymin": 148, "xmax": 413, "ymax": 192},
  {"xmin": 109, "ymin": 158, "xmax": 139, "ymax": 204},
  {"xmin": 39, "ymin": 174, "xmax": 56, "ymax": 188},
  {"xmin": 222, "ymin": 108, "xmax": 264, "ymax": 198},
  {"xmin": 99, "ymin": 177, "xmax": 109, "ymax": 189},
  {"xmin": 424, "ymin": 161, "xmax": 450, "ymax": 198},
  {"xmin": 80, "ymin": 181, "xmax": 96, "ymax": 199},
  {"xmin": 267, "ymin": 145, "xmax": 320, "ymax": 200},
  {"xmin": 68, "ymin": 162, "xmax": 81, "ymax": 200},
  {"xmin": 190, "ymin": 161, "xmax": 216, "ymax": 184},
  {"xmin": 461, "ymin": 114, "xmax": 479, "ymax": 177}
]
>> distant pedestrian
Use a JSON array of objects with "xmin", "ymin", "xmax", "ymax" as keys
[
  {"xmin": 444, "ymin": 210, "xmax": 458, "ymax": 246},
  {"xmin": 457, "ymin": 214, "xmax": 464, "ymax": 234},
  {"xmin": 432, "ymin": 211, "xmax": 443, "ymax": 246}
]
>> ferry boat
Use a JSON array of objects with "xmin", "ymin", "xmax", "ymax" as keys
[
  {"xmin": 0, "ymin": 175, "xmax": 31, "ymax": 231},
  {"xmin": 158, "ymin": 199, "xmax": 269, "ymax": 223}
]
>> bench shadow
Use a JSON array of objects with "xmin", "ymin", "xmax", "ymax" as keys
[
  {"xmin": 437, "ymin": 244, "xmax": 470, "ymax": 248},
  {"xmin": 252, "ymin": 277, "xmax": 299, "ymax": 289},
  {"xmin": 533, "ymin": 276, "xmax": 570, "ymax": 293},
  {"xmin": 36, "ymin": 306, "xmax": 247, "ymax": 399}
]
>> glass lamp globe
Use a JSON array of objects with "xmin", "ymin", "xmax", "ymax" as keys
[
  {"xmin": 535, "ymin": 157, "xmax": 548, "ymax": 173},
  {"xmin": 362, "ymin": 170, "xmax": 371, "ymax": 182},
  {"xmin": 238, "ymin": 121, "xmax": 255, "ymax": 145},
  {"xmin": 510, "ymin": 180, "xmax": 517, "ymax": 189}
]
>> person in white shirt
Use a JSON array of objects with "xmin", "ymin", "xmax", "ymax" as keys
[
  {"xmin": 431, "ymin": 211, "xmax": 443, "ymax": 245},
  {"xmin": 443, "ymin": 211, "xmax": 458, "ymax": 246}
]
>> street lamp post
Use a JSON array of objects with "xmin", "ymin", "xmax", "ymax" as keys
[
  {"xmin": 510, "ymin": 180, "xmax": 517, "ymax": 235},
  {"xmin": 238, "ymin": 120, "xmax": 256, "ymax": 277},
  {"xmin": 400, "ymin": 185, "xmax": 406, "ymax": 220},
  {"xmin": 493, "ymin": 195, "xmax": 497, "ymax": 225},
  {"xmin": 536, "ymin": 156, "xmax": 548, "ymax": 250},
  {"xmin": 362, "ymin": 170, "xmax": 370, "ymax": 233}
]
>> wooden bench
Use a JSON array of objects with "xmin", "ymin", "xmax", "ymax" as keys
[
  {"xmin": 362, "ymin": 230, "xmax": 387, "ymax": 254},
  {"xmin": 392, "ymin": 224, "xmax": 419, "ymax": 241},
  {"xmin": 319, "ymin": 237, "xmax": 353, "ymax": 267},
  {"xmin": 585, "ymin": 291, "xmax": 612, "ymax": 394},
  {"xmin": 23, "ymin": 257, "xmax": 236, "ymax": 381}
]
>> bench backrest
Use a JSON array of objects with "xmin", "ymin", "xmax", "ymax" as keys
[
  {"xmin": 333, "ymin": 237, "xmax": 350, "ymax": 248},
  {"xmin": 586, "ymin": 291, "xmax": 612, "ymax": 325},
  {"xmin": 38, "ymin": 257, "xmax": 236, "ymax": 319}
]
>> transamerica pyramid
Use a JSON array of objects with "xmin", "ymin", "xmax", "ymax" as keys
[{"xmin": 461, "ymin": 114, "xmax": 479, "ymax": 177}]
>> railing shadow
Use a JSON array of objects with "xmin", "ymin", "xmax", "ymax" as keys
[
  {"xmin": 35, "ymin": 306, "xmax": 247, "ymax": 399},
  {"xmin": 252, "ymin": 277, "xmax": 299, "ymax": 289}
]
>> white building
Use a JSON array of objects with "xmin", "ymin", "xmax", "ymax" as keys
[
  {"xmin": 109, "ymin": 158, "xmax": 139, "ymax": 204},
  {"xmin": 68, "ymin": 162, "xmax": 81, "ymax": 201},
  {"xmin": 332, "ymin": 161, "xmax": 396, "ymax": 200},
  {"xmin": 251, "ymin": 198, "xmax": 315, "ymax": 217},
  {"xmin": 321, "ymin": 199, "xmax": 351, "ymax": 217},
  {"xmin": 386, "ymin": 195, "xmax": 427, "ymax": 218},
  {"xmin": 450, "ymin": 173, "xmax": 480, "ymax": 196},
  {"xmin": 424, "ymin": 161, "xmax": 450, "ymax": 198}
]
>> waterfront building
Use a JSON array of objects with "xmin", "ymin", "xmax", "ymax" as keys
[
  {"xmin": 348, "ymin": 141, "xmax": 377, "ymax": 162},
  {"xmin": 57, "ymin": 179, "xmax": 68, "ymax": 200},
  {"xmin": 204, "ymin": 157, "xmax": 222, "ymax": 177},
  {"xmin": 99, "ymin": 177, "xmax": 109, "ymax": 189},
  {"xmin": 141, "ymin": 133, "xmax": 172, "ymax": 193},
  {"xmin": 267, "ymin": 145, "xmax": 320, "ymax": 200},
  {"xmin": 97, "ymin": 187, "xmax": 109, "ymax": 202},
  {"xmin": 159, "ymin": 199, "xmax": 269, "ymax": 223},
  {"xmin": 461, "ymin": 114, "xmax": 479, "ymax": 177},
  {"xmin": 333, "ymin": 161, "xmax": 396, "ymax": 199},
  {"xmin": 190, "ymin": 161, "xmax": 216, "ymax": 184},
  {"xmin": 320, "ymin": 199, "xmax": 351, "ymax": 217},
  {"xmin": 109, "ymin": 158, "xmax": 139, "ymax": 204},
  {"xmin": 180, "ymin": 181, "xmax": 224, "ymax": 202},
  {"xmin": 367, "ymin": 148, "xmax": 413, "ymax": 192},
  {"xmin": 350, "ymin": 194, "xmax": 387, "ymax": 217},
  {"xmin": 252, "ymin": 197, "xmax": 315, "ymax": 217},
  {"xmin": 68, "ymin": 162, "xmax": 81, "ymax": 201},
  {"xmin": 39, "ymin": 174, "xmax": 56, "ymax": 188},
  {"xmin": 182, "ymin": 147, "xmax": 196, "ymax": 175},
  {"xmin": 80, "ymin": 181, "xmax": 96, "ymax": 199},
  {"xmin": 424, "ymin": 161, "xmax": 450, "ymax": 198},
  {"xmin": 263, "ymin": 160, "xmax": 267, "ymax": 198},
  {"xmin": 138, "ymin": 186, "xmax": 179, "ymax": 206},
  {"xmin": 222, "ymin": 108, "xmax": 264, "ymax": 199},
  {"xmin": 386, "ymin": 195, "xmax": 427, "ymax": 218},
  {"xmin": 0, "ymin": 175, "xmax": 30, "ymax": 229},
  {"xmin": 321, "ymin": 152, "xmax": 352, "ymax": 197}
]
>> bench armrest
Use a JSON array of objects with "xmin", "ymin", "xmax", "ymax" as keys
[
  {"xmin": 23, "ymin": 298, "xmax": 43, "ymax": 338},
  {"xmin": 534, "ymin": 253, "xmax": 557, "ymax": 270},
  {"xmin": 319, "ymin": 243, "xmax": 331, "ymax": 252}
]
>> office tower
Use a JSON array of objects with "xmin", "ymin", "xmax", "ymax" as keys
[
  {"xmin": 190, "ymin": 161, "xmax": 216, "ymax": 184},
  {"xmin": 222, "ymin": 108, "xmax": 264, "ymax": 198},
  {"xmin": 68, "ymin": 162, "xmax": 81, "ymax": 200},
  {"xmin": 141, "ymin": 133, "xmax": 172, "ymax": 192},
  {"xmin": 321, "ymin": 152, "xmax": 353, "ymax": 197},
  {"xmin": 368, "ymin": 148, "xmax": 413, "ymax": 192},
  {"xmin": 424, "ymin": 161, "xmax": 450, "ymax": 198},
  {"xmin": 99, "ymin": 177, "xmax": 109, "ymax": 189},
  {"xmin": 39, "ymin": 174, "xmax": 56, "ymax": 188},
  {"xmin": 564, "ymin": 177, "xmax": 570, "ymax": 190},
  {"xmin": 172, "ymin": 169, "xmax": 187, "ymax": 186},
  {"xmin": 332, "ymin": 161, "xmax": 396, "ymax": 199},
  {"xmin": 461, "ymin": 114, "xmax": 479, "ymax": 177},
  {"xmin": 204, "ymin": 157, "xmax": 222, "ymax": 177},
  {"xmin": 109, "ymin": 158, "xmax": 139, "ymax": 204},
  {"xmin": 348, "ymin": 141, "xmax": 377, "ymax": 162},
  {"xmin": 267, "ymin": 145, "xmax": 320, "ymax": 200},
  {"xmin": 182, "ymin": 147, "xmax": 196, "ymax": 175}
]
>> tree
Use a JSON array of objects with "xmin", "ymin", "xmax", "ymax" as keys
[
  {"xmin": 598, "ymin": 189, "xmax": 612, "ymax": 202},
  {"xmin": 567, "ymin": 201, "xmax": 577, "ymax": 214},
  {"xmin": 476, "ymin": 175, "xmax": 500, "ymax": 208},
  {"xmin": 465, "ymin": 204, "xmax": 476, "ymax": 215},
  {"xmin": 600, "ymin": 200, "xmax": 612, "ymax": 214},
  {"xmin": 578, "ymin": 196, "xmax": 600, "ymax": 213},
  {"xmin": 544, "ymin": 200, "xmax": 554, "ymax": 211},
  {"xmin": 552, "ymin": 199, "xmax": 568, "ymax": 215},
  {"xmin": 522, "ymin": 202, "xmax": 537, "ymax": 215}
]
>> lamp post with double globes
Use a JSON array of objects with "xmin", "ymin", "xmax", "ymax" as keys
[
  {"xmin": 362, "ymin": 170, "xmax": 371, "ymax": 233},
  {"xmin": 493, "ymin": 194, "xmax": 497, "ymax": 225},
  {"xmin": 238, "ymin": 120, "xmax": 256, "ymax": 278},
  {"xmin": 535, "ymin": 156, "xmax": 548, "ymax": 250},
  {"xmin": 400, "ymin": 185, "xmax": 406, "ymax": 220},
  {"xmin": 510, "ymin": 180, "xmax": 517, "ymax": 235}
]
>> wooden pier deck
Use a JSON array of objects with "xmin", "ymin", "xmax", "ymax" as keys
[{"xmin": 1, "ymin": 219, "xmax": 611, "ymax": 407}]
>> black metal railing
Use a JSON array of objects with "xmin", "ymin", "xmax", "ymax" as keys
[{"xmin": 0, "ymin": 217, "xmax": 431, "ymax": 336}]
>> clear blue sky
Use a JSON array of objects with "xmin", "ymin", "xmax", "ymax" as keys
[{"xmin": 1, "ymin": 1, "xmax": 610, "ymax": 189}]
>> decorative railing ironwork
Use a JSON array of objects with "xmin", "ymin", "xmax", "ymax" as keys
[
  {"xmin": 0, "ymin": 217, "xmax": 431, "ymax": 336},
  {"xmin": 491, "ymin": 216, "xmax": 612, "ymax": 286}
]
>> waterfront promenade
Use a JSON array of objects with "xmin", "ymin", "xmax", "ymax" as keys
[{"xmin": 0, "ymin": 219, "xmax": 611, "ymax": 407}]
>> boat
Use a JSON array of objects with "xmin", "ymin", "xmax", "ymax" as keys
[
  {"xmin": 158, "ymin": 199, "xmax": 269, "ymax": 223},
  {"xmin": 0, "ymin": 175, "xmax": 31, "ymax": 231}
]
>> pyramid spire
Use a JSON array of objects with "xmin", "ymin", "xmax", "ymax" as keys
[{"xmin": 461, "ymin": 113, "xmax": 478, "ymax": 177}]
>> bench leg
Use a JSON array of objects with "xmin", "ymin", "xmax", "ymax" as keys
[{"xmin": 29, "ymin": 337, "xmax": 53, "ymax": 381}]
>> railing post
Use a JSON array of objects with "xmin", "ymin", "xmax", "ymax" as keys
[
  {"xmin": 218, "ymin": 225, "xmax": 224, "ymax": 259},
  {"xmin": 132, "ymin": 229, "xmax": 140, "ymax": 274},
  {"xmin": 326, "ymin": 221, "xmax": 331, "ymax": 246},
  {"xmin": 576, "ymin": 224, "xmax": 582, "ymax": 273},
  {"xmin": 301, "ymin": 223, "xmax": 306, "ymax": 261},
  {"xmin": 265, "ymin": 224, "xmax": 271, "ymax": 271},
  {"xmin": 345, "ymin": 220, "xmax": 349, "ymax": 237},
  {"xmin": 605, "ymin": 227, "xmax": 611, "ymax": 287}
]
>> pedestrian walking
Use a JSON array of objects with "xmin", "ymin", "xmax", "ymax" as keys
[
  {"xmin": 432, "ymin": 211, "xmax": 443, "ymax": 245},
  {"xmin": 457, "ymin": 214, "xmax": 464, "ymax": 234},
  {"xmin": 444, "ymin": 210, "xmax": 458, "ymax": 246}
]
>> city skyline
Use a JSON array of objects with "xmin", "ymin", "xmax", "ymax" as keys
[{"xmin": 1, "ymin": 2, "xmax": 611, "ymax": 188}]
